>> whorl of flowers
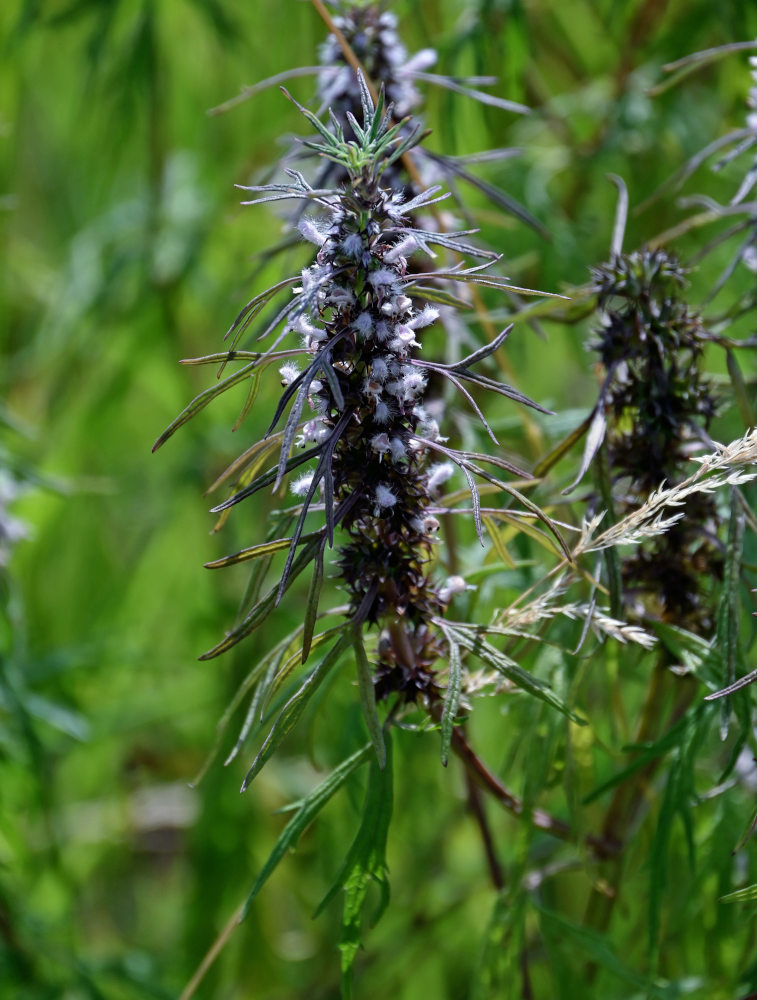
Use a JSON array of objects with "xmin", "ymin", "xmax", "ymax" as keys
[
  {"xmin": 318, "ymin": 2, "xmax": 434, "ymax": 123},
  {"xmin": 591, "ymin": 247, "xmax": 722, "ymax": 631}
]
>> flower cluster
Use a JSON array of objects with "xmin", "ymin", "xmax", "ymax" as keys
[
  {"xmin": 318, "ymin": 2, "xmax": 434, "ymax": 124},
  {"xmin": 591, "ymin": 248, "xmax": 722, "ymax": 632}
]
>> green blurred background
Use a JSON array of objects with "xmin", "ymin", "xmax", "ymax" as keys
[{"xmin": 3, "ymin": 1, "xmax": 757, "ymax": 997}]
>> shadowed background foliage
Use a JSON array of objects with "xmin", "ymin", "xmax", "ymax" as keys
[{"xmin": 3, "ymin": 1, "xmax": 757, "ymax": 998}]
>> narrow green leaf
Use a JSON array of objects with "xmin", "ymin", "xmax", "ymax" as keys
[
  {"xmin": 312, "ymin": 733, "xmax": 394, "ymax": 999},
  {"xmin": 532, "ymin": 410, "xmax": 593, "ymax": 479},
  {"xmin": 446, "ymin": 624, "xmax": 585, "ymax": 724},
  {"xmin": 353, "ymin": 625, "xmax": 385, "ymax": 769},
  {"xmin": 232, "ymin": 370, "xmax": 261, "ymax": 431},
  {"xmin": 152, "ymin": 361, "xmax": 259, "ymax": 452},
  {"xmin": 720, "ymin": 883, "xmax": 757, "ymax": 903},
  {"xmin": 302, "ymin": 545, "xmax": 325, "ymax": 663},
  {"xmin": 594, "ymin": 442, "xmax": 622, "ymax": 618},
  {"xmin": 726, "ymin": 349, "xmax": 756, "ymax": 428},
  {"xmin": 204, "ymin": 530, "xmax": 322, "ymax": 570},
  {"xmin": 241, "ymin": 632, "xmax": 350, "ymax": 790},
  {"xmin": 240, "ymin": 744, "xmax": 372, "ymax": 918},
  {"xmin": 199, "ymin": 537, "xmax": 322, "ymax": 659}
]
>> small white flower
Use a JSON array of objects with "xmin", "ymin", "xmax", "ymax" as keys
[
  {"xmin": 279, "ymin": 362, "xmax": 300, "ymax": 386},
  {"xmin": 368, "ymin": 268, "xmax": 397, "ymax": 289},
  {"xmin": 353, "ymin": 311, "xmax": 373, "ymax": 337},
  {"xmin": 407, "ymin": 305, "xmax": 439, "ymax": 330},
  {"xmin": 402, "ymin": 371, "xmax": 426, "ymax": 397},
  {"xmin": 327, "ymin": 285, "xmax": 355, "ymax": 307},
  {"xmin": 371, "ymin": 433, "xmax": 391, "ymax": 457},
  {"xmin": 375, "ymin": 484, "xmax": 397, "ymax": 509},
  {"xmin": 371, "ymin": 357, "xmax": 389, "ymax": 381},
  {"xmin": 384, "ymin": 235, "xmax": 418, "ymax": 264},
  {"xmin": 291, "ymin": 472, "xmax": 314, "ymax": 497},
  {"xmin": 375, "ymin": 321, "xmax": 391, "ymax": 342},
  {"xmin": 342, "ymin": 233, "xmax": 364, "ymax": 257},
  {"xmin": 411, "ymin": 514, "xmax": 440, "ymax": 535},
  {"xmin": 297, "ymin": 419, "xmax": 330, "ymax": 447},
  {"xmin": 389, "ymin": 437, "xmax": 406, "ymax": 462},
  {"xmin": 428, "ymin": 462, "xmax": 455, "ymax": 491},
  {"xmin": 439, "ymin": 575, "xmax": 468, "ymax": 604},
  {"xmin": 298, "ymin": 217, "xmax": 327, "ymax": 247},
  {"xmin": 363, "ymin": 377, "xmax": 383, "ymax": 401},
  {"xmin": 374, "ymin": 400, "xmax": 391, "ymax": 423}
]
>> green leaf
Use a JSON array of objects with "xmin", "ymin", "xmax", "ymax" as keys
[
  {"xmin": 302, "ymin": 545, "xmax": 325, "ymax": 664},
  {"xmin": 532, "ymin": 410, "xmax": 593, "ymax": 478},
  {"xmin": 445, "ymin": 624, "xmax": 585, "ymax": 725},
  {"xmin": 231, "ymin": 370, "xmax": 261, "ymax": 431},
  {"xmin": 314, "ymin": 733, "xmax": 394, "ymax": 999},
  {"xmin": 152, "ymin": 360, "xmax": 259, "ymax": 452},
  {"xmin": 204, "ymin": 530, "xmax": 322, "ymax": 570},
  {"xmin": 240, "ymin": 632, "xmax": 350, "ymax": 790},
  {"xmin": 720, "ymin": 883, "xmax": 757, "ymax": 904},
  {"xmin": 240, "ymin": 744, "xmax": 372, "ymax": 919},
  {"xmin": 353, "ymin": 625, "xmax": 385, "ymax": 769}
]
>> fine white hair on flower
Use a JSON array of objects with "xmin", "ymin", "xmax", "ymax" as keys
[
  {"xmin": 375, "ymin": 484, "xmax": 397, "ymax": 508},
  {"xmin": 389, "ymin": 437, "xmax": 407, "ymax": 463},
  {"xmin": 371, "ymin": 433, "xmax": 391, "ymax": 456},
  {"xmin": 374, "ymin": 400, "xmax": 391, "ymax": 423},
  {"xmin": 402, "ymin": 371, "xmax": 426, "ymax": 397},
  {"xmin": 353, "ymin": 311, "xmax": 373, "ymax": 337},
  {"xmin": 362, "ymin": 377, "xmax": 382, "ymax": 401},
  {"xmin": 326, "ymin": 285, "xmax": 355, "ymax": 307},
  {"xmin": 411, "ymin": 514, "xmax": 440, "ymax": 535},
  {"xmin": 279, "ymin": 362, "xmax": 300, "ymax": 386},
  {"xmin": 342, "ymin": 233, "xmax": 364, "ymax": 258},
  {"xmin": 439, "ymin": 575, "xmax": 468, "ymax": 604},
  {"xmin": 292, "ymin": 313, "xmax": 325, "ymax": 342},
  {"xmin": 371, "ymin": 357, "xmax": 389, "ymax": 381},
  {"xmin": 407, "ymin": 305, "xmax": 439, "ymax": 330},
  {"xmin": 291, "ymin": 472, "xmax": 315, "ymax": 497},
  {"xmin": 428, "ymin": 462, "xmax": 455, "ymax": 491},
  {"xmin": 298, "ymin": 217, "xmax": 327, "ymax": 247},
  {"xmin": 297, "ymin": 419, "xmax": 330, "ymax": 448},
  {"xmin": 384, "ymin": 235, "xmax": 418, "ymax": 264},
  {"xmin": 368, "ymin": 268, "xmax": 397, "ymax": 289},
  {"xmin": 375, "ymin": 320, "xmax": 391, "ymax": 342}
]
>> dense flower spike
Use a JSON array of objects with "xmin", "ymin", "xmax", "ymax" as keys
[
  {"xmin": 591, "ymin": 248, "xmax": 722, "ymax": 632},
  {"xmin": 162, "ymin": 72, "xmax": 558, "ymax": 731}
]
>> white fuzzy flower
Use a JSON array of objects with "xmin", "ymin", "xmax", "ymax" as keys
[
  {"xmin": 291, "ymin": 472, "xmax": 314, "ymax": 497},
  {"xmin": 389, "ymin": 437, "xmax": 407, "ymax": 462},
  {"xmin": 375, "ymin": 484, "xmax": 397, "ymax": 509},
  {"xmin": 298, "ymin": 217, "xmax": 327, "ymax": 247},
  {"xmin": 371, "ymin": 433, "xmax": 391, "ymax": 457},
  {"xmin": 371, "ymin": 357, "xmax": 389, "ymax": 381},
  {"xmin": 428, "ymin": 462, "xmax": 455, "ymax": 490},
  {"xmin": 279, "ymin": 362, "xmax": 300, "ymax": 386},
  {"xmin": 368, "ymin": 268, "xmax": 397, "ymax": 289},
  {"xmin": 407, "ymin": 305, "xmax": 439, "ymax": 330},
  {"xmin": 439, "ymin": 575, "xmax": 468, "ymax": 604},
  {"xmin": 342, "ymin": 233, "xmax": 364, "ymax": 257},
  {"xmin": 353, "ymin": 311, "xmax": 373, "ymax": 337},
  {"xmin": 384, "ymin": 235, "xmax": 418, "ymax": 264},
  {"xmin": 374, "ymin": 400, "xmax": 391, "ymax": 423}
]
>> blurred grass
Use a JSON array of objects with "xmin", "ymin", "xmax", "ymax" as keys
[{"xmin": 3, "ymin": 1, "xmax": 757, "ymax": 998}]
